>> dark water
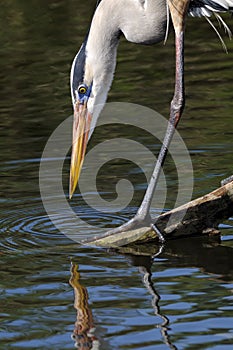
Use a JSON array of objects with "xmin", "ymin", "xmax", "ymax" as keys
[{"xmin": 1, "ymin": 1, "xmax": 233, "ymax": 349}]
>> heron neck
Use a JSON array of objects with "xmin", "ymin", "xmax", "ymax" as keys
[{"xmin": 84, "ymin": 2, "xmax": 120, "ymax": 120}]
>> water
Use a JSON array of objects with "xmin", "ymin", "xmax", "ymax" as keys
[{"xmin": 1, "ymin": 1, "xmax": 233, "ymax": 349}]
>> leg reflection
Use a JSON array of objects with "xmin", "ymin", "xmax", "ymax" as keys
[{"xmin": 139, "ymin": 264, "xmax": 177, "ymax": 350}]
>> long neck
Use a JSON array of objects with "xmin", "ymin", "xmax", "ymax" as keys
[{"xmin": 84, "ymin": 1, "xmax": 120, "ymax": 131}]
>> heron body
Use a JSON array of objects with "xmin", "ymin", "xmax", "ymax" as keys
[
  {"xmin": 69, "ymin": 0, "xmax": 233, "ymax": 238},
  {"xmin": 74, "ymin": 1, "xmax": 168, "ymax": 133}
]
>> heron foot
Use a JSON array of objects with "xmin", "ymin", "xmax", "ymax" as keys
[
  {"xmin": 102, "ymin": 213, "xmax": 165, "ymax": 244},
  {"xmin": 83, "ymin": 212, "xmax": 166, "ymax": 246},
  {"xmin": 104, "ymin": 214, "xmax": 151, "ymax": 236},
  {"xmin": 150, "ymin": 223, "xmax": 165, "ymax": 244}
]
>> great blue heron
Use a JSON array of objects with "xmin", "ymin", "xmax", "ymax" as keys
[{"xmin": 69, "ymin": 0, "xmax": 233, "ymax": 239}]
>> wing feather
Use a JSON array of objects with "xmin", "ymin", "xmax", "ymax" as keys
[
  {"xmin": 188, "ymin": 0, "xmax": 233, "ymax": 17},
  {"xmin": 187, "ymin": 0, "xmax": 233, "ymax": 52}
]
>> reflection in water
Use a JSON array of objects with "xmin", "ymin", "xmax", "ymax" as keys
[
  {"xmin": 117, "ymin": 237, "xmax": 233, "ymax": 348},
  {"xmin": 69, "ymin": 263, "xmax": 99, "ymax": 350},
  {"xmin": 118, "ymin": 235, "xmax": 233, "ymax": 281},
  {"xmin": 70, "ymin": 254, "xmax": 178, "ymax": 349},
  {"xmin": 128, "ymin": 253, "xmax": 178, "ymax": 350},
  {"xmin": 139, "ymin": 265, "xmax": 177, "ymax": 350},
  {"xmin": 69, "ymin": 237, "xmax": 233, "ymax": 349}
]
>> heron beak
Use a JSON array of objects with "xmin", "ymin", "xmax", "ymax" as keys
[{"xmin": 69, "ymin": 102, "xmax": 92, "ymax": 199}]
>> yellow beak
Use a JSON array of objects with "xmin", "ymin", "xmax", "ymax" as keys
[{"xmin": 69, "ymin": 102, "xmax": 92, "ymax": 199}]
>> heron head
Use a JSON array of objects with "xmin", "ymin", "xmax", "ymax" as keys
[
  {"xmin": 69, "ymin": 31, "xmax": 117, "ymax": 198},
  {"xmin": 69, "ymin": 80, "xmax": 93, "ymax": 199}
]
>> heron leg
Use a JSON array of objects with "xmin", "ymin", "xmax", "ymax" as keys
[
  {"xmin": 136, "ymin": 29, "xmax": 185, "ymax": 219},
  {"xmin": 129, "ymin": 30, "xmax": 185, "ymax": 228},
  {"xmin": 99, "ymin": 28, "xmax": 185, "ymax": 242}
]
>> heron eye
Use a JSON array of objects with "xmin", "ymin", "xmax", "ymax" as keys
[{"xmin": 78, "ymin": 84, "xmax": 87, "ymax": 95}]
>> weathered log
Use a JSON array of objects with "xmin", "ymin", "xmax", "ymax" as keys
[{"xmin": 86, "ymin": 177, "xmax": 233, "ymax": 248}]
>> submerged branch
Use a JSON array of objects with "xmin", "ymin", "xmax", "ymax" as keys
[{"xmin": 86, "ymin": 176, "xmax": 233, "ymax": 247}]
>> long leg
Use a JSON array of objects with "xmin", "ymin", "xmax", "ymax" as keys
[
  {"xmin": 137, "ymin": 1, "xmax": 190, "ymax": 221},
  {"xmin": 137, "ymin": 28, "xmax": 185, "ymax": 221}
]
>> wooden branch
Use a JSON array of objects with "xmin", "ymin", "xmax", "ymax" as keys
[{"xmin": 86, "ymin": 177, "xmax": 233, "ymax": 247}]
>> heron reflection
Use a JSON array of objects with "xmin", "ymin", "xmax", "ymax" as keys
[
  {"xmin": 69, "ymin": 258, "xmax": 177, "ymax": 349},
  {"xmin": 69, "ymin": 263, "xmax": 99, "ymax": 350},
  {"xmin": 139, "ymin": 264, "xmax": 177, "ymax": 350}
]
